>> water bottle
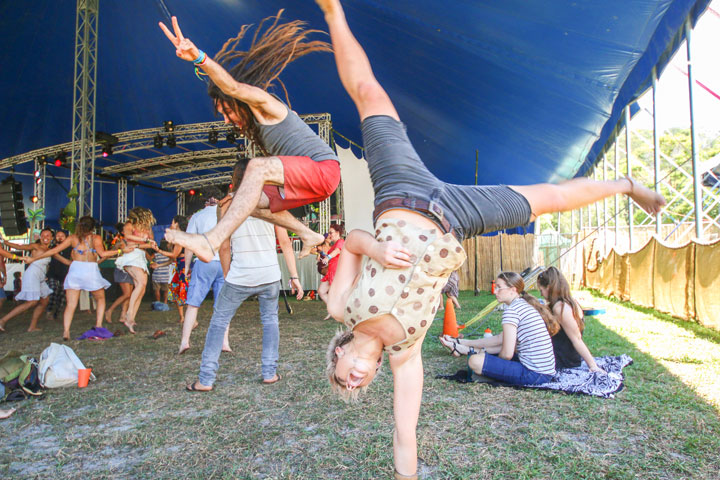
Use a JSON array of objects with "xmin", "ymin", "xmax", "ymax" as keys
[{"xmin": 484, "ymin": 328, "xmax": 493, "ymax": 338}]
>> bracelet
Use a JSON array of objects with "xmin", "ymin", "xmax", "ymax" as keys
[
  {"xmin": 193, "ymin": 50, "xmax": 207, "ymax": 65},
  {"xmin": 117, "ymin": 249, "xmax": 122, "ymax": 255},
  {"xmin": 289, "ymin": 276, "xmax": 299, "ymax": 279},
  {"xmin": 12, "ymin": 254, "xmax": 18, "ymax": 260}
]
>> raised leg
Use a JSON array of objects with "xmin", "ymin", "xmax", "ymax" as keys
[
  {"xmin": 105, "ymin": 282, "xmax": 132, "ymax": 323},
  {"xmin": 27, "ymin": 297, "xmax": 48, "ymax": 331},
  {"xmin": 317, "ymin": 0, "xmax": 399, "ymax": 122},
  {"xmin": 124, "ymin": 267, "xmax": 147, "ymax": 333},
  {"xmin": 165, "ymin": 157, "xmax": 284, "ymax": 262},
  {"xmin": 179, "ymin": 305, "xmax": 199, "ymax": 354},
  {"xmin": 252, "ymin": 208, "xmax": 324, "ymax": 258},
  {"xmin": 510, "ymin": 176, "xmax": 665, "ymax": 220},
  {"xmin": 0, "ymin": 299, "xmax": 38, "ymax": 330}
]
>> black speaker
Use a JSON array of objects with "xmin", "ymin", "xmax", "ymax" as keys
[{"xmin": 0, "ymin": 180, "xmax": 28, "ymax": 236}]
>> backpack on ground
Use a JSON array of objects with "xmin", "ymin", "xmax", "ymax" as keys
[
  {"xmin": 38, "ymin": 343, "xmax": 95, "ymax": 389},
  {"xmin": 0, "ymin": 351, "xmax": 43, "ymax": 400}
]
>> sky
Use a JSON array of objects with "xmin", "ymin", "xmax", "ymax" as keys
[{"xmin": 634, "ymin": 1, "xmax": 720, "ymax": 134}]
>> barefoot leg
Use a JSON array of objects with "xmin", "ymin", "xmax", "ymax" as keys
[
  {"xmin": 179, "ymin": 305, "xmax": 199, "ymax": 353},
  {"xmin": 0, "ymin": 300, "xmax": 38, "ymax": 329},
  {"xmin": 165, "ymin": 157, "xmax": 285, "ymax": 262},
  {"xmin": 252, "ymin": 208, "xmax": 324, "ymax": 258},
  {"xmin": 63, "ymin": 290, "xmax": 80, "ymax": 340},
  {"xmin": 91, "ymin": 289, "xmax": 106, "ymax": 328},
  {"xmin": 27, "ymin": 297, "xmax": 49, "ymax": 332}
]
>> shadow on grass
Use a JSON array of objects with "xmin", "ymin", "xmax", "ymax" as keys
[{"xmin": 0, "ymin": 292, "xmax": 718, "ymax": 479}]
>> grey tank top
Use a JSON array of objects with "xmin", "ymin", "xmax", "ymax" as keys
[{"xmin": 256, "ymin": 104, "xmax": 338, "ymax": 162}]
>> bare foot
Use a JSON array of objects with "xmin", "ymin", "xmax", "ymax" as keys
[
  {"xmin": 625, "ymin": 177, "xmax": 666, "ymax": 215},
  {"xmin": 315, "ymin": 0, "xmax": 341, "ymax": 17},
  {"xmin": 62, "ymin": 330, "xmax": 70, "ymax": 341},
  {"xmin": 27, "ymin": 327, "xmax": 42, "ymax": 332},
  {"xmin": 299, "ymin": 231, "xmax": 325, "ymax": 259},
  {"xmin": 104, "ymin": 311, "xmax": 113, "ymax": 323},
  {"xmin": 123, "ymin": 319, "xmax": 136, "ymax": 334},
  {"xmin": 178, "ymin": 344, "xmax": 190, "ymax": 355},
  {"xmin": 165, "ymin": 229, "xmax": 215, "ymax": 262},
  {"xmin": 222, "ymin": 346, "xmax": 233, "ymax": 353},
  {"xmin": 191, "ymin": 321, "xmax": 199, "ymax": 330}
]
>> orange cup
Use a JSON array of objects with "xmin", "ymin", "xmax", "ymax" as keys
[{"xmin": 77, "ymin": 368, "xmax": 92, "ymax": 388}]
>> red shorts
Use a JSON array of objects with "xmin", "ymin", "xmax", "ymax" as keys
[{"xmin": 263, "ymin": 156, "xmax": 341, "ymax": 213}]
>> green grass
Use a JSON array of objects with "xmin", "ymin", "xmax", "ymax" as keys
[{"xmin": 0, "ymin": 289, "xmax": 719, "ymax": 479}]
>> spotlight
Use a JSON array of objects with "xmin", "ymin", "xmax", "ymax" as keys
[
  {"xmin": 226, "ymin": 131, "xmax": 236, "ymax": 144},
  {"xmin": 31, "ymin": 195, "xmax": 39, "ymax": 203},
  {"xmin": 153, "ymin": 133, "xmax": 163, "ymax": 149},
  {"xmin": 166, "ymin": 133, "xmax": 176, "ymax": 148},
  {"xmin": 37, "ymin": 155, "xmax": 48, "ymax": 166},
  {"xmin": 164, "ymin": 121, "xmax": 175, "ymax": 132},
  {"xmin": 208, "ymin": 128, "xmax": 218, "ymax": 144},
  {"xmin": 188, "ymin": 189, "xmax": 196, "ymax": 196},
  {"xmin": 102, "ymin": 145, "xmax": 113, "ymax": 157},
  {"xmin": 54, "ymin": 151, "xmax": 67, "ymax": 167}
]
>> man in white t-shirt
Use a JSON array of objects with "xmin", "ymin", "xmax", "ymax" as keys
[
  {"xmin": 187, "ymin": 186, "xmax": 303, "ymax": 391},
  {"xmin": 179, "ymin": 188, "xmax": 227, "ymax": 354}
]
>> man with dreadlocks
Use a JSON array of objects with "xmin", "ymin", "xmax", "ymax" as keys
[{"xmin": 159, "ymin": 12, "xmax": 339, "ymax": 262}]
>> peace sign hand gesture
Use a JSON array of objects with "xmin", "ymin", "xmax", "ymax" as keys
[{"xmin": 158, "ymin": 16, "xmax": 201, "ymax": 63}]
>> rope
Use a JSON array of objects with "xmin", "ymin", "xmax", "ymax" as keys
[{"xmin": 331, "ymin": 129, "xmax": 364, "ymax": 151}]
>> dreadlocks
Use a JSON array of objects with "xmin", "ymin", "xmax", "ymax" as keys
[{"xmin": 209, "ymin": 9, "xmax": 332, "ymax": 154}]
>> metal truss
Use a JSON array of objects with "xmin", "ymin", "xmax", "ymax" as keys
[
  {"xmin": 163, "ymin": 173, "xmax": 232, "ymax": 190},
  {"xmin": 33, "ymin": 158, "xmax": 46, "ymax": 225},
  {"xmin": 118, "ymin": 177, "xmax": 127, "ymax": 222},
  {"xmin": 132, "ymin": 157, "xmax": 238, "ymax": 180},
  {"xmin": 103, "ymin": 147, "xmax": 241, "ymax": 175},
  {"xmin": 176, "ymin": 192, "xmax": 185, "ymax": 216},
  {"xmin": 70, "ymin": 0, "xmax": 99, "ymax": 217}
]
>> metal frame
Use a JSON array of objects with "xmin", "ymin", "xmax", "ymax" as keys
[
  {"xmin": 176, "ymin": 191, "xmax": 185, "ymax": 216},
  {"xmin": 118, "ymin": 177, "xmax": 127, "ymax": 222},
  {"xmin": 33, "ymin": 158, "xmax": 46, "ymax": 226},
  {"xmin": 70, "ymin": 0, "xmax": 99, "ymax": 218}
]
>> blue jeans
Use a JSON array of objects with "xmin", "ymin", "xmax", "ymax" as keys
[
  {"xmin": 186, "ymin": 260, "xmax": 225, "ymax": 307},
  {"xmin": 480, "ymin": 353, "xmax": 554, "ymax": 385},
  {"xmin": 198, "ymin": 280, "xmax": 280, "ymax": 385}
]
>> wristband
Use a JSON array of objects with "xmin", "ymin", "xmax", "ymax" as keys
[
  {"xmin": 193, "ymin": 50, "xmax": 206, "ymax": 65},
  {"xmin": 289, "ymin": 276, "xmax": 299, "ymax": 280},
  {"xmin": 118, "ymin": 249, "xmax": 122, "ymax": 255},
  {"xmin": 12, "ymin": 254, "xmax": 18, "ymax": 260}
]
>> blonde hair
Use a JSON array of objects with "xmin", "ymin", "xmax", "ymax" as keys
[
  {"xmin": 326, "ymin": 328, "xmax": 369, "ymax": 402},
  {"xmin": 127, "ymin": 207, "xmax": 156, "ymax": 232}
]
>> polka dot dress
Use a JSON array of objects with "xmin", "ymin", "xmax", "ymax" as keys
[{"xmin": 344, "ymin": 218, "xmax": 466, "ymax": 354}]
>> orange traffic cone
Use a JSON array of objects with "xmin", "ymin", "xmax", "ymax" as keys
[{"xmin": 442, "ymin": 297, "xmax": 460, "ymax": 337}]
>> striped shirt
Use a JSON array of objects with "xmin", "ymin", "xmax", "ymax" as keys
[
  {"xmin": 151, "ymin": 253, "xmax": 172, "ymax": 283},
  {"xmin": 502, "ymin": 297, "xmax": 556, "ymax": 375}
]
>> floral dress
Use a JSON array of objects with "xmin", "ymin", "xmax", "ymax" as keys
[{"xmin": 168, "ymin": 253, "xmax": 188, "ymax": 306}]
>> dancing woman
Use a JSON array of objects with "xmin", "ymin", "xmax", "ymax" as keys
[
  {"xmin": 159, "ymin": 12, "xmax": 338, "ymax": 261},
  {"xmin": 0, "ymin": 228, "xmax": 54, "ymax": 332},
  {"xmin": 105, "ymin": 222, "xmax": 134, "ymax": 324},
  {"xmin": 315, "ymin": 1, "xmax": 665, "ymax": 478},
  {"xmin": 27, "ymin": 216, "xmax": 128, "ymax": 340},
  {"xmin": 115, "ymin": 207, "xmax": 156, "ymax": 333}
]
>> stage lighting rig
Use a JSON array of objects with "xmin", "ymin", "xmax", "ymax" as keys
[
  {"xmin": 164, "ymin": 121, "xmax": 175, "ymax": 132},
  {"xmin": 166, "ymin": 133, "xmax": 177, "ymax": 148},
  {"xmin": 31, "ymin": 195, "xmax": 39, "ymax": 203},
  {"xmin": 226, "ymin": 130, "xmax": 237, "ymax": 144},
  {"xmin": 102, "ymin": 145, "xmax": 113, "ymax": 157},
  {"xmin": 208, "ymin": 128, "xmax": 218, "ymax": 144},
  {"xmin": 188, "ymin": 189, "xmax": 196, "ymax": 196},
  {"xmin": 33, "ymin": 170, "xmax": 42, "ymax": 185},
  {"xmin": 54, "ymin": 151, "xmax": 67, "ymax": 167},
  {"xmin": 153, "ymin": 133, "xmax": 163, "ymax": 149}
]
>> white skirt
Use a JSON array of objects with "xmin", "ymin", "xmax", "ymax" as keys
[
  {"xmin": 63, "ymin": 261, "xmax": 111, "ymax": 291},
  {"xmin": 15, "ymin": 263, "xmax": 52, "ymax": 301},
  {"xmin": 115, "ymin": 248, "xmax": 148, "ymax": 273}
]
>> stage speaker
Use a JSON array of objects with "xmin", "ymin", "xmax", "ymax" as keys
[{"xmin": 0, "ymin": 180, "xmax": 28, "ymax": 236}]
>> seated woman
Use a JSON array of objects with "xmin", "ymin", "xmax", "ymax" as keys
[
  {"xmin": 538, "ymin": 266, "xmax": 605, "ymax": 373},
  {"xmin": 26, "ymin": 216, "xmax": 128, "ymax": 340},
  {"xmin": 440, "ymin": 272, "xmax": 556, "ymax": 385}
]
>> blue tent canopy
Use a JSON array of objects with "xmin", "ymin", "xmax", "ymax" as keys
[{"xmin": 0, "ymin": 0, "xmax": 711, "ymax": 226}]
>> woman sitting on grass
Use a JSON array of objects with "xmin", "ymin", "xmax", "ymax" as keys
[
  {"xmin": 440, "ymin": 271, "xmax": 556, "ymax": 385},
  {"xmin": 538, "ymin": 266, "xmax": 605, "ymax": 373}
]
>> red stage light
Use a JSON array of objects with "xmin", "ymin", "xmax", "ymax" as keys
[
  {"xmin": 189, "ymin": 189, "xmax": 196, "ymax": 196},
  {"xmin": 31, "ymin": 195, "xmax": 39, "ymax": 203},
  {"xmin": 54, "ymin": 159, "xmax": 62, "ymax": 167}
]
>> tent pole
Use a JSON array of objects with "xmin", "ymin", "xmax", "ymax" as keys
[
  {"xmin": 652, "ymin": 67, "xmax": 661, "ymax": 236},
  {"xmin": 625, "ymin": 106, "xmax": 633, "ymax": 251},
  {"xmin": 474, "ymin": 149, "xmax": 479, "ymax": 296},
  {"xmin": 686, "ymin": 19, "xmax": 703, "ymax": 240}
]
